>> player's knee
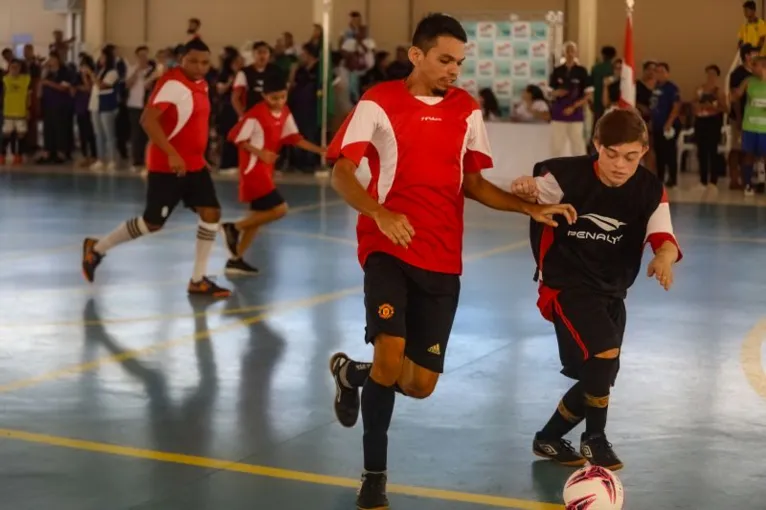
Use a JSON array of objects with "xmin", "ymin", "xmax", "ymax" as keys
[
  {"xmin": 274, "ymin": 203, "xmax": 288, "ymax": 219},
  {"xmin": 594, "ymin": 348, "xmax": 620, "ymax": 359},
  {"xmin": 198, "ymin": 207, "xmax": 221, "ymax": 223},
  {"xmin": 142, "ymin": 217, "xmax": 165, "ymax": 232},
  {"xmin": 370, "ymin": 335, "xmax": 405, "ymax": 387},
  {"xmin": 399, "ymin": 370, "xmax": 439, "ymax": 399}
]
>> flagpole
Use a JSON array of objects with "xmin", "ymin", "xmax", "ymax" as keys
[{"xmin": 618, "ymin": 0, "xmax": 636, "ymax": 108}]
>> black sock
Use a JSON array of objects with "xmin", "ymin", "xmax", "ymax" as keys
[
  {"xmin": 340, "ymin": 360, "xmax": 371, "ymax": 388},
  {"xmin": 361, "ymin": 376, "xmax": 395, "ymax": 473},
  {"xmin": 584, "ymin": 392, "xmax": 609, "ymax": 436},
  {"xmin": 16, "ymin": 135, "xmax": 25, "ymax": 156},
  {"xmin": 539, "ymin": 381, "xmax": 585, "ymax": 439}
]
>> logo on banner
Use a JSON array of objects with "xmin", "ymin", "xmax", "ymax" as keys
[
  {"xmin": 513, "ymin": 61, "xmax": 530, "ymax": 78},
  {"xmin": 465, "ymin": 40, "xmax": 478, "ymax": 58},
  {"xmin": 495, "ymin": 60, "xmax": 511, "ymax": 77},
  {"xmin": 493, "ymin": 79, "xmax": 513, "ymax": 98},
  {"xmin": 512, "ymin": 22, "xmax": 531, "ymax": 40},
  {"xmin": 531, "ymin": 21, "xmax": 549, "ymax": 41},
  {"xmin": 496, "ymin": 21, "xmax": 512, "ymax": 40},
  {"xmin": 462, "ymin": 59, "xmax": 477, "ymax": 77},
  {"xmin": 513, "ymin": 41, "xmax": 530, "ymax": 59},
  {"xmin": 494, "ymin": 41, "xmax": 513, "ymax": 58},
  {"xmin": 477, "ymin": 22, "xmax": 496, "ymax": 39},
  {"xmin": 478, "ymin": 60, "xmax": 495, "ymax": 77},
  {"xmin": 463, "ymin": 21, "xmax": 478, "ymax": 40},
  {"xmin": 531, "ymin": 42, "xmax": 548, "ymax": 60},
  {"xmin": 459, "ymin": 78, "xmax": 478, "ymax": 96},
  {"xmin": 478, "ymin": 40, "xmax": 495, "ymax": 58}
]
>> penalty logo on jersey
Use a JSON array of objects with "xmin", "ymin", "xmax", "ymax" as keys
[{"xmin": 567, "ymin": 213, "xmax": 626, "ymax": 245}]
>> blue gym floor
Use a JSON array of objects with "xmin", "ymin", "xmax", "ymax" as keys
[{"xmin": 0, "ymin": 167, "xmax": 765, "ymax": 510}]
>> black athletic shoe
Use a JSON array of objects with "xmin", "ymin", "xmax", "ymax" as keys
[
  {"xmin": 221, "ymin": 222, "xmax": 240, "ymax": 258},
  {"xmin": 580, "ymin": 432, "xmax": 624, "ymax": 471},
  {"xmin": 188, "ymin": 276, "xmax": 232, "ymax": 298},
  {"xmin": 357, "ymin": 472, "xmax": 389, "ymax": 510},
  {"xmin": 224, "ymin": 258, "xmax": 260, "ymax": 276},
  {"xmin": 329, "ymin": 352, "xmax": 361, "ymax": 428},
  {"xmin": 533, "ymin": 434, "xmax": 587, "ymax": 467},
  {"xmin": 81, "ymin": 237, "xmax": 104, "ymax": 283}
]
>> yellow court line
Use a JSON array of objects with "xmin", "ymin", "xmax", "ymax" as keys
[
  {"xmin": 0, "ymin": 427, "xmax": 563, "ymax": 510},
  {"xmin": 0, "ymin": 241, "xmax": 530, "ymax": 392},
  {"xmin": 741, "ymin": 319, "xmax": 766, "ymax": 399},
  {"xmin": 0, "ymin": 286, "xmax": 362, "ymax": 394}
]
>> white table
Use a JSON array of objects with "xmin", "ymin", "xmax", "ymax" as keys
[{"xmin": 355, "ymin": 122, "xmax": 553, "ymax": 189}]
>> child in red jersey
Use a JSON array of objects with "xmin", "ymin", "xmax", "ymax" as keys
[{"xmin": 221, "ymin": 73, "xmax": 325, "ymax": 275}]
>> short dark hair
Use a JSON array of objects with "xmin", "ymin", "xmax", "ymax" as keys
[
  {"xmin": 601, "ymin": 46, "xmax": 617, "ymax": 60},
  {"xmin": 302, "ymin": 43, "xmax": 319, "ymax": 60},
  {"xmin": 656, "ymin": 62, "xmax": 670, "ymax": 71},
  {"xmin": 744, "ymin": 1, "xmax": 757, "ymax": 10},
  {"xmin": 252, "ymin": 40, "xmax": 270, "ymax": 51},
  {"xmin": 594, "ymin": 108, "xmax": 649, "ymax": 148},
  {"xmin": 263, "ymin": 72, "xmax": 287, "ymax": 94},
  {"xmin": 642, "ymin": 60, "xmax": 657, "ymax": 70},
  {"xmin": 183, "ymin": 38, "xmax": 209, "ymax": 54},
  {"xmin": 189, "ymin": 17, "xmax": 201, "ymax": 25},
  {"xmin": 741, "ymin": 43, "xmax": 758, "ymax": 61},
  {"xmin": 412, "ymin": 13, "xmax": 467, "ymax": 52},
  {"xmin": 705, "ymin": 64, "xmax": 721, "ymax": 76},
  {"xmin": 135, "ymin": 45, "xmax": 149, "ymax": 54},
  {"xmin": 350, "ymin": 11, "xmax": 361, "ymax": 18}
]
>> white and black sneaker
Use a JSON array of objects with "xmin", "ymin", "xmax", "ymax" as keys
[
  {"xmin": 533, "ymin": 433, "xmax": 586, "ymax": 466},
  {"xmin": 580, "ymin": 432, "xmax": 624, "ymax": 471},
  {"xmin": 329, "ymin": 352, "xmax": 361, "ymax": 428},
  {"xmin": 224, "ymin": 258, "xmax": 260, "ymax": 276}
]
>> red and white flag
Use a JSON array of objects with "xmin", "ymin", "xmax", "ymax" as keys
[{"xmin": 618, "ymin": 6, "xmax": 636, "ymax": 108}]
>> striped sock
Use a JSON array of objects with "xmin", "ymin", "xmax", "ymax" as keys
[
  {"xmin": 192, "ymin": 220, "xmax": 218, "ymax": 282},
  {"xmin": 94, "ymin": 217, "xmax": 150, "ymax": 254}
]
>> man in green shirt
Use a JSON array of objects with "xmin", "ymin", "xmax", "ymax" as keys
[
  {"xmin": 738, "ymin": 56, "xmax": 766, "ymax": 195},
  {"xmin": 590, "ymin": 46, "xmax": 617, "ymax": 124}
]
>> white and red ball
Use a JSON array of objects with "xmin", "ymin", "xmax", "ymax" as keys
[{"xmin": 562, "ymin": 465, "xmax": 624, "ymax": 510}]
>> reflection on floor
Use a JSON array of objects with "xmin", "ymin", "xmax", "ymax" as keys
[{"xmin": 0, "ymin": 167, "xmax": 765, "ymax": 510}]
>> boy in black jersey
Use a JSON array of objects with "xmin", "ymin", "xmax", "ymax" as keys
[{"xmin": 511, "ymin": 108, "xmax": 682, "ymax": 470}]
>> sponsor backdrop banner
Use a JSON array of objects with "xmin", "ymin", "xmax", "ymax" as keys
[{"xmin": 458, "ymin": 20, "xmax": 551, "ymax": 118}]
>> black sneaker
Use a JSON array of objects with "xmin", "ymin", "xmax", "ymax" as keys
[
  {"xmin": 188, "ymin": 276, "xmax": 232, "ymax": 298},
  {"xmin": 357, "ymin": 471, "xmax": 389, "ymax": 510},
  {"xmin": 533, "ymin": 434, "xmax": 587, "ymax": 467},
  {"xmin": 224, "ymin": 258, "xmax": 260, "ymax": 276},
  {"xmin": 82, "ymin": 238, "xmax": 104, "ymax": 283},
  {"xmin": 580, "ymin": 432, "xmax": 624, "ymax": 471},
  {"xmin": 329, "ymin": 352, "xmax": 361, "ymax": 428},
  {"xmin": 221, "ymin": 222, "xmax": 240, "ymax": 258}
]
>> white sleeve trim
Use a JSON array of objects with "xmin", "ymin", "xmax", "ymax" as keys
[{"xmin": 534, "ymin": 173, "xmax": 564, "ymax": 205}]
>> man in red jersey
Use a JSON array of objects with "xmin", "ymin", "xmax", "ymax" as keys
[
  {"xmin": 325, "ymin": 13, "xmax": 577, "ymax": 510},
  {"xmin": 220, "ymin": 73, "xmax": 325, "ymax": 275},
  {"xmin": 81, "ymin": 39, "xmax": 231, "ymax": 298}
]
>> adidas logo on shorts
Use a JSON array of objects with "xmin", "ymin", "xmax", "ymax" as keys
[{"xmin": 427, "ymin": 344, "xmax": 441, "ymax": 356}]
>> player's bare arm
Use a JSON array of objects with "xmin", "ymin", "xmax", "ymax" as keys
[
  {"xmin": 295, "ymin": 139, "xmax": 326, "ymax": 155},
  {"xmin": 647, "ymin": 241, "xmax": 679, "ymax": 291},
  {"xmin": 239, "ymin": 141, "xmax": 278, "ymax": 165},
  {"xmin": 140, "ymin": 106, "xmax": 185, "ymax": 173},
  {"xmin": 331, "ymin": 157, "xmax": 415, "ymax": 247},
  {"xmin": 463, "ymin": 172, "xmax": 576, "ymax": 227}
]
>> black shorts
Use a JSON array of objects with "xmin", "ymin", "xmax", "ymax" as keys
[
  {"xmin": 143, "ymin": 170, "xmax": 220, "ymax": 225},
  {"xmin": 551, "ymin": 289, "xmax": 626, "ymax": 380},
  {"xmin": 250, "ymin": 189, "xmax": 285, "ymax": 211},
  {"xmin": 363, "ymin": 252, "xmax": 460, "ymax": 373}
]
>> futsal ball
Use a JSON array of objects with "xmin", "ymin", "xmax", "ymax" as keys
[{"xmin": 562, "ymin": 465, "xmax": 624, "ymax": 510}]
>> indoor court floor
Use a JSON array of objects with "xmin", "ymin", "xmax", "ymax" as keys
[{"xmin": 1, "ymin": 167, "xmax": 766, "ymax": 510}]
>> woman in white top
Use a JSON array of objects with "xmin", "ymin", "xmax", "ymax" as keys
[
  {"xmin": 88, "ymin": 46, "xmax": 120, "ymax": 171},
  {"xmin": 512, "ymin": 85, "xmax": 551, "ymax": 123}
]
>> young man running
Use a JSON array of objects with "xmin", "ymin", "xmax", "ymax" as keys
[
  {"xmin": 511, "ymin": 108, "xmax": 682, "ymax": 470},
  {"xmin": 82, "ymin": 39, "xmax": 231, "ymax": 298},
  {"xmin": 325, "ymin": 13, "xmax": 576, "ymax": 510},
  {"xmin": 221, "ymin": 73, "xmax": 325, "ymax": 274}
]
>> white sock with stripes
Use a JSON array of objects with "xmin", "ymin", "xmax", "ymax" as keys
[
  {"xmin": 192, "ymin": 220, "xmax": 218, "ymax": 283},
  {"xmin": 94, "ymin": 217, "xmax": 150, "ymax": 254}
]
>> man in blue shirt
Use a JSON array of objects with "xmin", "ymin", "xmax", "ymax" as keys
[
  {"xmin": 650, "ymin": 62, "xmax": 682, "ymax": 187},
  {"xmin": 548, "ymin": 42, "xmax": 593, "ymax": 157}
]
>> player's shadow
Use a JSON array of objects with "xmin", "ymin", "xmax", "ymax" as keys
[
  {"xmin": 222, "ymin": 278, "xmax": 287, "ymax": 458},
  {"xmin": 530, "ymin": 460, "xmax": 572, "ymax": 504},
  {"xmin": 82, "ymin": 298, "xmax": 219, "ymax": 457}
]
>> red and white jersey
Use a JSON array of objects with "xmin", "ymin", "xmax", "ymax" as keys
[
  {"xmin": 145, "ymin": 67, "xmax": 211, "ymax": 173},
  {"xmin": 327, "ymin": 80, "xmax": 493, "ymax": 275},
  {"xmin": 228, "ymin": 102, "xmax": 302, "ymax": 202}
]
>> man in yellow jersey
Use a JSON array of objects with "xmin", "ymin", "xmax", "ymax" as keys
[
  {"xmin": 739, "ymin": 1, "xmax": 766, "ymax": 55},
  {"xmin": 2, "ymin": 59, "xmax": 31, "ymax": 164}
]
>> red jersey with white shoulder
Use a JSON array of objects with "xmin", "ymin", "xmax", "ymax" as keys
[
  {"xmin": 228, "ymin": 102, "xmax": 302, "ymax": 202},
  {"xmin": 529, "ymin": 156, "xmax": 682, "ymax": 317},
  {"xmin": 145, "ymin": 67, "xmax": 211, "ymax": 173},
  {"xmin": 327, "ymin": 80, "xmax": 493, "ymax": 275}
]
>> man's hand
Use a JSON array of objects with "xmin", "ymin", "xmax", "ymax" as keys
[
  {"xmin": 169, "ymin": 152, "xmax": 186, "ymax": 176},
  {"xmin": 526, "ymin": 203, "xmax": 577, "ymax": 227},
  {"xmin": 563, "ymin": 106, "xmax": 575, "ymax": 116},
  {"xmin": 647, "ymin": 249, "xmax": 676, "ymax": 291},
  {"xmin": 372, "ymin": 208, "xmax": 415, "ymax": 247},
  {"xmin": 510, "ymin": 176, "xmax": 539, "ymax": 203},
  {"xmin": 259, "ymin": 150, "xmax": 278, "ymax": 165}
]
